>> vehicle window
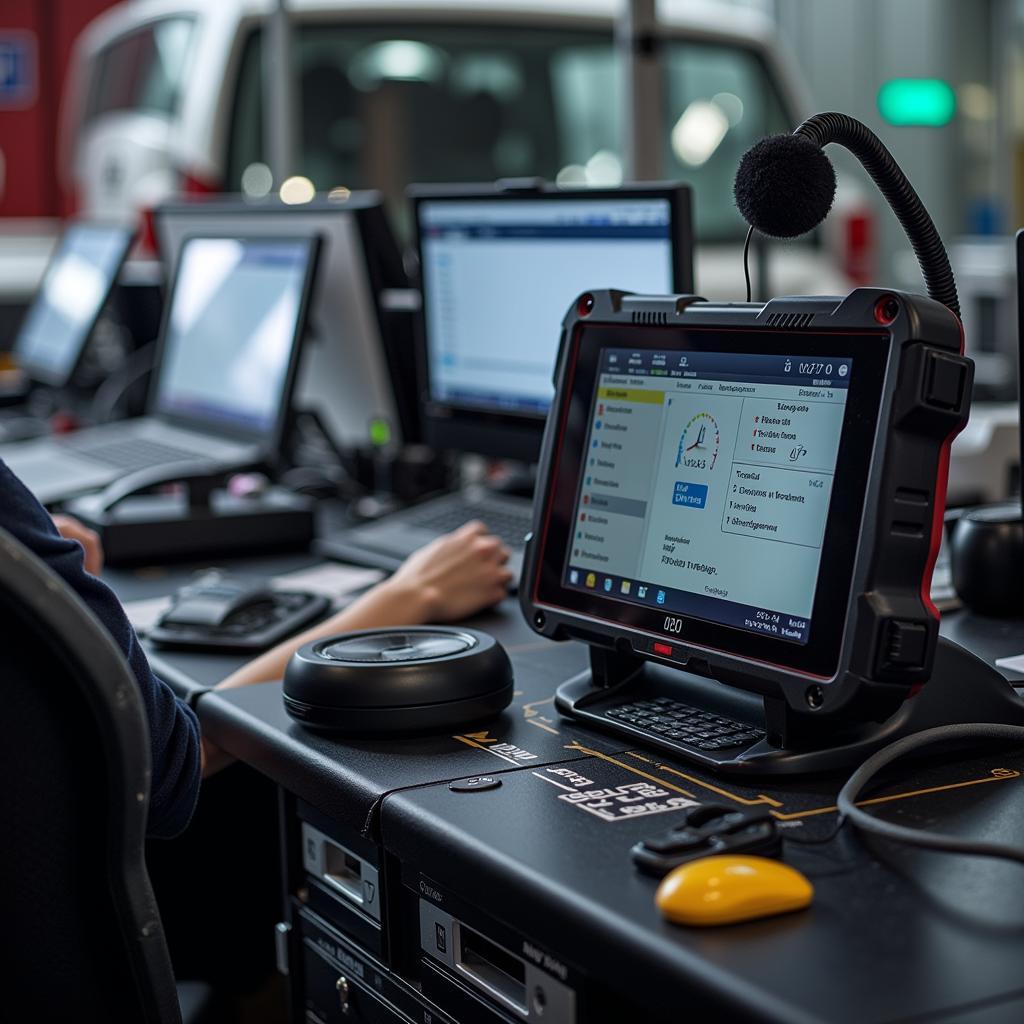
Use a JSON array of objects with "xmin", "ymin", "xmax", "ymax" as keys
[
  {"xmin": 228, "ymin": 23, "xmax": 600, "ymax": 220},
  {"xmin": 226, "ymin": 22, "xmax": 793, "ymax": 242},
  {"xmin": 662, "ymin": 40, "xmax": 792, "ymax": 240},
  {"xmin": 84, "ymin": 17, "xmax": 195, "ymax": 123}
]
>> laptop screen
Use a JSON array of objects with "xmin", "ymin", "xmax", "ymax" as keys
[
  {"xmin": 153, "ymin": 236, "xmax": 314, "ymax": 436},
  {"xmin": 154, "ymin": 196, "xmax": 408, "ymax": 448},
  {"xmin": 418, "ymin": 196, "xmax": 678, "ymax": 419},
  {"xmin": 14, "ymin": 223, "xmax": 133, "ymax": 387}
]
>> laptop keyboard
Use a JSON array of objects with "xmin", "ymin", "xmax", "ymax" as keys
[
  {"xmin": 402, "ymin": 498, "xmax": 533, "ymax": 549},
  {"xmin": 604, "ymin": 697, "xmax": 765, "ymax": 752},
  {"xmin": 61, "ymin": 437, "xmax": 204, "ymax": 473}
]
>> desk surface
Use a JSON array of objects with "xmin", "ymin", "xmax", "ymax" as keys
[
  {"xmin": 108, "ymin": 553, "xmax": 628, "ymax": 836},
  {"xmin": 105, "ymin": 552, "xmax": 1024, "ymax": 837},
  {"xmin": 104, "ymin": 554, "xmax": 1024, "ymax": 1022},
  {"xmin": 384, "ymin": 745, "xmax": 1024, "ymax": 1024},
  {"xmin": 195, "ymin": 606, "xmax": 630, "ymax": 836}
]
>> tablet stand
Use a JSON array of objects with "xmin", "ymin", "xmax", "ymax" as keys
[{"xmin": 555, "ymin": 636, "xmax": 1024, "ymax": 775}]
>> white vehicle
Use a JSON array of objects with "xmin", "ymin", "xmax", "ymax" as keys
[{"xmin": 58, "ymin": 0, "xmax": 853, "ymax": 298}]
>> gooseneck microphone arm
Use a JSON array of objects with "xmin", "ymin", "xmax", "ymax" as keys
[{"xmin": 793, "ymin": 112, "xmax": 960, "ymax": 318}]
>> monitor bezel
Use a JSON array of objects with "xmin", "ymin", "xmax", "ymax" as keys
[
  {"xmin": 530, "ymin": 320, "xmax": 891, "ymax": 680},
  {"xmin": 14, "ymin": 221, "xmax": 135, "ymax": 389},
  {"xmin": 148, "ymin": 232, "xmax": 321, "ymax": 449},
  {"xmin": 409, "ymin": 182, "xmax": 695, "ymax": 463}
]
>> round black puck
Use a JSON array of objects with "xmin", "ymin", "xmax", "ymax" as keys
[{"xmin": 283, "ymin": 626, "xmax": 514, "ymax": 734}]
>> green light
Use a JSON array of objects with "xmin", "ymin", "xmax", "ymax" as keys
[
  {"xmin": 878, "ymin": 78, "xmax": 956, "ymax": 127},
  {"xmin": 369, "ymin": 417, "xmax": 392, "ymax": 447}
]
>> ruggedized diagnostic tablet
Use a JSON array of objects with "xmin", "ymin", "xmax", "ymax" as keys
[{"xmin": 521, "ymin": 288, "xmax": 972, "ymax": 773}]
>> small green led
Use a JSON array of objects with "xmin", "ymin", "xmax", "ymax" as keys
[
  {"xmin": 369, "ymin": 417, "xmax": 392, "ymax": 447},
  {"xmin": 877, "ymin": 79, "xmax": 956, "ymax": 127}
]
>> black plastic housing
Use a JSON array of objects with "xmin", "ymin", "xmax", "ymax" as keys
[
  {"xmin": 284, "ymin": 626, "xmax": 514, "ymax": 734},
  {"xmin": 520, "ymin": 288, "xmax": 970, "ymax": 743}
]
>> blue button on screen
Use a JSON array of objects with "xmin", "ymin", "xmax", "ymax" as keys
[{"xmin": 672, "ymin": 481, "xmax": 708, "ymax": 509}]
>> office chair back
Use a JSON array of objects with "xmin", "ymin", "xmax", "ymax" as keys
[{"xmin": 0, "ymin": 527, "xmax": 181, "ymax": 1023}]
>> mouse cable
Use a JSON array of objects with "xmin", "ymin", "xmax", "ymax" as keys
[{"xmin": 833, "ymin": 723, "xmax": 1024, "ymax": 865}]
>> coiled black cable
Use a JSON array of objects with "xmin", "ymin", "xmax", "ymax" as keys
[{"xmin": 794, "ymin": 112, "xmax": 960, "ymax": 319}]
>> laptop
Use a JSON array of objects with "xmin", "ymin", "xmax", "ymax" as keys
[
  {"xmin": 11, "ymin": 221, "xmax": 135, "ymax": 390},
  {"xmin": 318, "ymin": 182, "xmax": 693, "ymax": 575},
  {"xmin": 155, "ymin": 194, "xmax": 415, "ymax": 449},
  {"xmin": 0, "ymin": 234, "xmax": 320, "ymax": 505}
]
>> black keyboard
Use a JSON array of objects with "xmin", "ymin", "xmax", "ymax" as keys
[
  {"xmin": 61, "ymin": 436, "xmax": 203, "ymax": 473},
  {"xmin": 403, "ymin": 498, "xmax": 532, "ymax": 549},
  {"xmin": 604, "ymin": 697, "xmax": 765, "ymax": 752}
]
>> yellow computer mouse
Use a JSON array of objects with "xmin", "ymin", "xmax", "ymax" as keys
[{"xmin": 655, "ymin": 855, "xmax": 813, "ymax": 927}]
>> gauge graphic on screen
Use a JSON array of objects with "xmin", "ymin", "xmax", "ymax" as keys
[{"xmin": 676, "ymin": 412, "xmax": 720, "ymax": 470}]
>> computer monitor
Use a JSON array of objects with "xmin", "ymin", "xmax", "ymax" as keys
[
  {"xmin": 13, "ymin": 222, "xmax": 134, "ymax": 388},
  {"xmin": 155, "ymin": 194, "xmax": 412, "ymax": 448},
  {"xmin": 152, "ymin": 235, "xmax": 318, "ymax": 442},
  {"xmin": 411, "ymin": 183, "xmax": 693, "ymax": 463}
]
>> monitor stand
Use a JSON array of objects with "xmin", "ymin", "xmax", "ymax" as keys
[{"xmin": 555, "ymin": 637, "xmax": 1024, "ymax": 775}]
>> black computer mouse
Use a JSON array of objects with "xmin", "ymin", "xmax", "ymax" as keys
[
  {"xmin": 160, "ymin": 576, "xmax": 279, "ymax": 629},
  {"xmin": 148, "ymin": 571, "xmax": 331, "ymax": 652},
  {"xmin": 283, "ymin": 626, "xmax": 514, "ymax": 734}
]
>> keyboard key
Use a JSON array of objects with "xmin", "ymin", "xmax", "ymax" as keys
[{"xmin": 601, "ymin": 696, "xmax": 764, "ymax": 754}]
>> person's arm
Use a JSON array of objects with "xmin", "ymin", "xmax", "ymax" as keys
[
  {"xmin": 198, "ymin": 520, "xmax": 513, "ymax": 775},
  {"xmin": 0, "ymin": 470, "xmax": 202, "ymax": 837},
  {"xmin": 217, "ymin": 520, "xmax": 512, "ymax": 691}
]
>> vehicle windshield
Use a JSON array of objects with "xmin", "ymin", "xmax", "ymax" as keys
[
  {"xmin": 226, "ymin": 21, "xmax": 792, "ymax": 242},
  {"xmin": 84, "ymin": 16, "xmax": 196, "ymax": 123}
]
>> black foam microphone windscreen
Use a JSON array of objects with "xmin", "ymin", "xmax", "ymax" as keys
[
  {"xmin": 732, "ymin": 112, "xmax": 959, "ymax": 317},
  {"xmin": 733, "ymin": 133, "xmax": 837, "ymax": 239}
]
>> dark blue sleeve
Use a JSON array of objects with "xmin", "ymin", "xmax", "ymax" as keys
[{"xmin": 0, "ymin": 459, "xmax": 201, "ymax": 838}]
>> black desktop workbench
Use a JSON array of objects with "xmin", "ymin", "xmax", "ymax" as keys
[{"xmin": 106, "ymin": 553, "xmax": 1024, "ymax": 1024}]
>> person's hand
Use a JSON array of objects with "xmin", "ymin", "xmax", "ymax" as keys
[
  {"xmin": 52, "ymin": 514, "xmax": 104, "ymax": 576},
  {"xmin": 386, "ymin": 520, "xmax": 514, "ymax": 622},
  {"xmin": 215, "ymin": 521, "xmax": 513, "ymax": 692}
]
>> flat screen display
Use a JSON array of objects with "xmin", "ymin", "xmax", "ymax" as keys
[
  {"xmin": 14, "ymin": 223, "xmax": 133, "ymax": 385},
  {"xmin": 533, "ymin": 323, "xmax": 890, "ymax": 678},
  {"xmin": 563, "ymin": 347, "xmax": 851, "ymax": 645},
  {"xmin": 154, "ymin": 237, "xmax": 313, "ymax": 436},
  {"xmin": 154, "ymin": 197, "xmax": 406, "ymax": 447},
  {"xmin": 418, "ymin": 197, "xmax": 677, "ymax": 418}
]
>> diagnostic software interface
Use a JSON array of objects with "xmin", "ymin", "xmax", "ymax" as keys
[
  {"xmin": 419, "ymin": 198, "xmax": 675, "ymax": 416},
  {"xmin": 155, "ymin": 238, "xmax": 310, "ymax": 434},
  {"xmin": 15, "ymin": 224, "xmax": 130, "ymax": 380},
  {"xmin": 564, "ymin": 349, "xmax": 851, "ymax": 644}
]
